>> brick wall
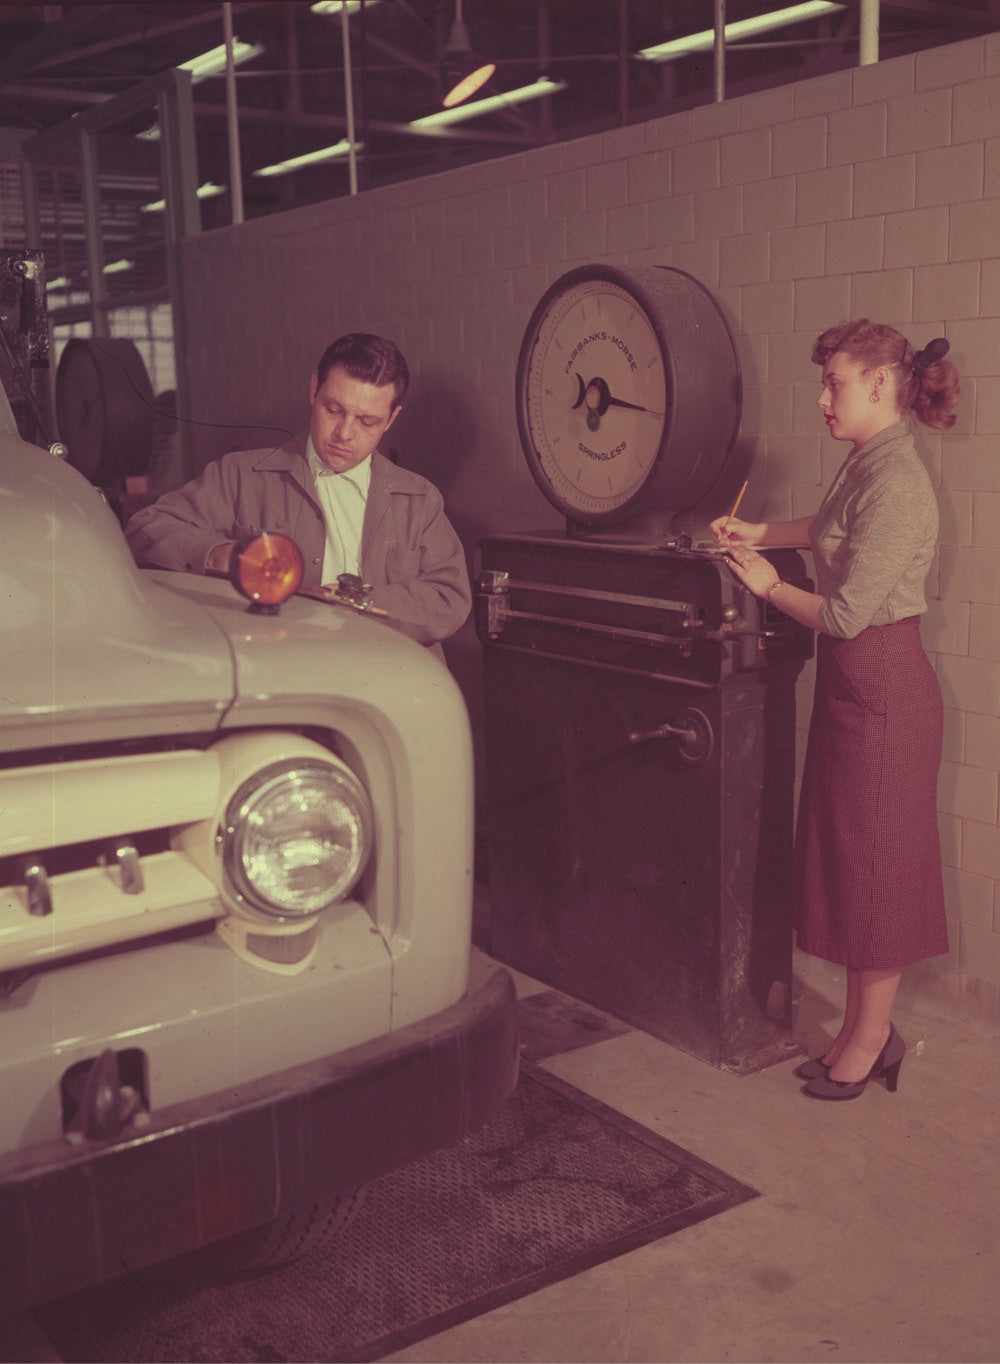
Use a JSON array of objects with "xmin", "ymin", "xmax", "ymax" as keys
[{"xmin": 179, "ymin": 33, "xmax": 1000, "ymax": 1021}]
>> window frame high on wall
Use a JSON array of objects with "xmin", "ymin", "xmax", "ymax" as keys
[{"xmin": 20, "ymin": 67, "xmax": 201, "ymax": 476}]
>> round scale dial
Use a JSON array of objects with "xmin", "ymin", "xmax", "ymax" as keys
[
  {"xmin": 516, "ymin": 264, "xmax": 741, "ymax": 529},
  {"xmin": 521, "ymin": 275, "xmax": 668, "ymax": 521}
]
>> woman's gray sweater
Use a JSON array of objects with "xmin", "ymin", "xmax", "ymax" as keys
[{"xmin": 810, "ymin": 421, "xmax": 939, "ymax": 640}]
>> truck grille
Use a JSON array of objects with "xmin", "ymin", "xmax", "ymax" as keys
[{"xmin": 1, "ymin": 749, "xmax": 222, "ymax": 973}]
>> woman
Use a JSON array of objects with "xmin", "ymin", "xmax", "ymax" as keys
[{"xmin": 710, "ymin": 319, "xmax": 960, "ymax": 1101}]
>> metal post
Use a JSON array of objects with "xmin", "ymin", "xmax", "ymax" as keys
[
  {"xmin": 618, "ymin": 0, "xmax": 629, "ymax": 126},
  {"xmin": 223, "ymin": 2, "xmax": 245, "ymax": 223},
  {"xmin": 18, "ymin": 157, "xmax": 57, "ymax": 421},
  {"xmin": 158, "ymin": 69, "xmax": 200, "ymax": 482},
  {"xmin": 341, "ymin": 2, "xmax": 359, "ymax": 196},
  {"xmin": 537, "ymin": 0, "xmax": 554, "ymax": 141},
  {"xmin": 78, "ymin": 128, "xmax": 108, "ymax": 338},
  {"xmin": 860, "ymin": 0, "xmax": 879, "ymax": 65},
  {"xmin": 358, "ymin": 0, "xmax": 370, "ymax": 190},
  {"xmin": 713, "ymin": 0, "xmax": 726, "ymax": 104}
]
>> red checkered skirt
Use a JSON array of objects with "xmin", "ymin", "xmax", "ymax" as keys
[{"xmin": 794, "ymin": 616, "xmax": 948, "ymax": 970}]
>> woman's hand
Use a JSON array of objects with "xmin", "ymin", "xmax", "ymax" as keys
[
  {"xmin": 723, "ymin": 544, "xmax": 780, "ymax": 599},
  {"xmin": 708, "ymin": 517, "xmax": 777, "ymax": 597},
  {"xmin": 708, "ymin": 514, "xmax": 766, "ymax": 549}
]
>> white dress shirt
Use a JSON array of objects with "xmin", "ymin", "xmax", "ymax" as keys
[{"xmin": 306, "ymin": 437, "xmax": 372, "ymax": 586}]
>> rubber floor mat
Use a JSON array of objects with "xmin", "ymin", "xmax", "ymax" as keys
[{"xmin": 36, "ymin": 1062, "xmax": 757, "ymax": 1363}]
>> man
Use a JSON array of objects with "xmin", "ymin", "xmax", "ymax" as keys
[{"xmin": 125, "ymin": 333, "xmax": 471, "ymax": 653}]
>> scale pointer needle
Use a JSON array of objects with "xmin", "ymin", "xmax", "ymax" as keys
[{"xmin": 574, "ymin": 373, "xmax": 664, "ymax": 417}]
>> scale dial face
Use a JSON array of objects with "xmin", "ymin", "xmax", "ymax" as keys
[{"xmin": 517, "ymin": 271, "xmax": 670, "ymax": 525}]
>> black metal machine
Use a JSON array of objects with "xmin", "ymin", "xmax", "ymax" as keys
[
  {"xmin": 0, "ymin": 249, "xmax": 52, "ymax": 449},
  {"xmin": 476, "ymin": 531, "xmax": 811, "ymax": 1072},
  {"xmin": 477, "ymin": 263, "xmax": 814, "ymax": 1071}
]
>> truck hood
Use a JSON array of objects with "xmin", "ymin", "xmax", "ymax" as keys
[{"xmin": 1, "ymin": 434, "xmax": 235, "ymax": 752}]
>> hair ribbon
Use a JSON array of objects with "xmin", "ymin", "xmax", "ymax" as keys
[{"xmin": 912, "ymin": 337, "xmax": 949, "ymax": 372}]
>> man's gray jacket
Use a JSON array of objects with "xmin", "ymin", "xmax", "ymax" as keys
[{"xmin": 124, "ymin": 440, "xmax": 471, "ymax": 649}]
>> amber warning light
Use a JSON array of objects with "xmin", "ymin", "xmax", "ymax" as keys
[{"xmin": 229, "ymin": 532, "xmax": 304, "ymax": 613}]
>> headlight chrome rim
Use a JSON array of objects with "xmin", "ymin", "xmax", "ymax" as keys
[{"xmin": 219, "ymin": 757, "xmax": 373, "ymax": 921}]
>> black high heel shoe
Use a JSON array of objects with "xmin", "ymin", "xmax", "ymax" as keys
[{"xmin": 802, "ymin": 1024, "xmax": 905, "ymax": 1101}]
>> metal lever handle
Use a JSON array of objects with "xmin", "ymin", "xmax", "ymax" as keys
[
  {"xmin": 629, "ymin": 722, "xmax": 696, "ymax": 744},
  {"xmin": 628, "ymin": 707, "xmax": 714, "ymax": 765}
]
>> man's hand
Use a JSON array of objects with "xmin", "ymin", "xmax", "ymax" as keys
[{"xmin": 205, "ymin": 541, "xmax": 237, "ymax": 573}]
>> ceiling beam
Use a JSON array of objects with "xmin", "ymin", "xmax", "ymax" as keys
[
  {"xmin": 0, "ymin": 83, "xmax": 113, "ymax": 107},
  {"xmin": 360, "ymin": 31, "xmax": 438, "ymax": 81},
  {"xmin": 0, "ymin": 5, "xmax": 102, "ymax": 83},
  {"xmin": 876, "ymin": 0, "xmax": 997, "ymax": 21},
  {"xmin": 31, "ymin": 3, "xmax": 272, "ymax": 72},
  {"xmin": 6, "ymin": 81, "xmax": 534, "ymax": 147}
]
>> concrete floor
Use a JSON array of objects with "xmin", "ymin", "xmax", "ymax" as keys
[
  {"xmin": 385, "ymin": 943, "xmax": 1000, "ymax": 1364},
  {"xmin": 7, "ymin": 918, "xmax": 998, "ymax": 1364}
]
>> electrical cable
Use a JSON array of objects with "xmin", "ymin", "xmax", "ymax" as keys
[{"xmin": 77, "ymin": 339, "xmax": 298, "ymax": 447}]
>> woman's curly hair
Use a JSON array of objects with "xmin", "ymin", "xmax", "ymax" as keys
[{"xmin": 812, "ymin": 318, "xmax": 960, "ymax": 430}]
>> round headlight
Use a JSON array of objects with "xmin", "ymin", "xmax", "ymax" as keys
[{"xmin": 220, "ymin": 758, "xmax": 373, "ymax": 919}]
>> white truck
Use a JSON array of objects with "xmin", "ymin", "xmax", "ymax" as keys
[{"xmin": 0, "ymin": 363, "xmax": 518, "ymax": 1308}]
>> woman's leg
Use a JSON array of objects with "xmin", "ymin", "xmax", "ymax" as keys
[
  {"xmin": 827, "ymin": 967, "xmax": 902, "ymax": 1083},
  {"xmin": 820, "ymin": 968, "xmax": 861, "ymax": 1068}
]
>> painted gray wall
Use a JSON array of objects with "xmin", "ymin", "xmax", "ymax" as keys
[{"xmin": 178, "ymin": 34, "xmax": 1000, "ymax": 1021}]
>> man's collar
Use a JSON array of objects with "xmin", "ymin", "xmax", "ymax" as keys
[{"xmin": 306, "ymin": 436, "xmax": 373, "ymax": 488}]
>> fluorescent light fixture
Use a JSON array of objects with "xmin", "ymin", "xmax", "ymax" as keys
[
  {"xmin": 637, "ymin": 2, "xmax": 845, "ymax": 61},
  {"xmin": 177, "ymin": 39, "xmax": 264, "ymax": 83},
  {"xmin": 46, "ymin": 276, "xmax": 71, "ymax": 291},
  {"xmin": 253, "ymin": 140, "xmax": 358, "ymax": 177},
  {"xmin": 103, "ymin": 259, "xmax": 134, "ymax": 275},
  {"xmin": 311, "ymin": 1, "xmax": 381, "ymax": 14},
  {"xmin": 140, "ymin": 182, "xmax": 227, "ymax": 213},
  {"xmin": 411, "ymin": 76, "xmax": 566, "ymax": 130},
  {"xmin": 135, "ymin": 125, "xmax": 160, "ymax": 142}
]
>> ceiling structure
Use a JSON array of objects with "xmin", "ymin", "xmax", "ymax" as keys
[{"xmin": 1, "ymin": 1, "xmax": 998, "ymax": 304}]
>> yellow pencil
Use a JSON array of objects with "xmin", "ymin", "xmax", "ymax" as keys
[{"xmin": 723, "ymin": 480, "xmax": 748, "ymax": 532}]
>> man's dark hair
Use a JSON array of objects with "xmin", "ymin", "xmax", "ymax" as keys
[{"xmin": 315, "ymin": 333, "xmax": 409, "ymax": 407}]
